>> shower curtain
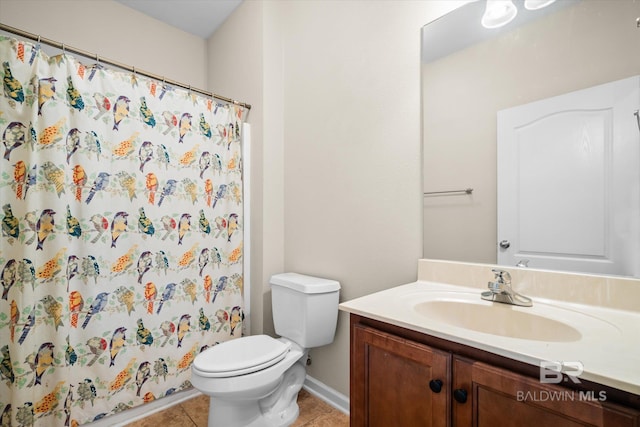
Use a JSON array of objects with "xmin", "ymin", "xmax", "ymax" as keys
[{"xmin": 0, "ymin": 36, "xmax": 245, "ymax": 426}]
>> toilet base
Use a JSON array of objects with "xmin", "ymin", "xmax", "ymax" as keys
[
  {"xmin": 260, "ymin": 360, "xmax": 306, "ymax": 426},
  {"xmin": 207, "ymin": 360, "xmax": 307, "ymax": 427},
  {"xmin": 208, "ymin": 398, "xmax": 266, "ymax": 427}
]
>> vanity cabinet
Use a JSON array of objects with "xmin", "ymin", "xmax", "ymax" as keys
[
  {"xmin": 350, "ymin": 315, "xmax": 640, "ymax": 427},
  {"xmin": 351, "ymin": 322, "xmax": 450, "ymax": 426}
]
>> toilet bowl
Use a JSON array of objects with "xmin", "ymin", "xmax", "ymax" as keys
[{"xmin": 191, "ymin": 273, "xmax": 340, "ymax": 427}]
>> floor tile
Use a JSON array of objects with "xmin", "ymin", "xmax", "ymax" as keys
[
  {"xmin": 292, "ymin": 389, "xmax": 333, "ymax": 427},
  {"xmin": 181, "ymin": 394, "xmax": 210, "ymax": 427},
  {"xmin": 126, "ymin": 388, "xmax": 349, "ymax": 427},
  {"xmin": 126, "ymin": 404, "xmax": 195, "ymax": 427}
]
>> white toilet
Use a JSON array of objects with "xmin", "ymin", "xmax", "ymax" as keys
[{"xmin": 191, "ymin": 272, "xmax": 341, "ymax": 427}]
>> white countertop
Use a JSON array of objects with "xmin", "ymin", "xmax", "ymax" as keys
[{"xmin": 340, "ymin": 279, "xmax": 640, "ymax": 395}]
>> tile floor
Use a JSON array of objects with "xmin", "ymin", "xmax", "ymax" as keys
[{"xmin": 125, "ymin": 388, "xmax": 349, "ymax": 427}]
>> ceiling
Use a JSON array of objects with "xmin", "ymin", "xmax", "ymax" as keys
[{"xmin": 115, "ymin": 0, "xmax": 243, "ymax": 39}]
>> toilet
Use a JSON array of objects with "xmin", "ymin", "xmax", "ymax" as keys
[{"xmin": 191, "ymin": 272, "xmax": 341, "ymax": 427}]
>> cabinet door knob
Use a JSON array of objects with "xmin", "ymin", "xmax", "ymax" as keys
[
  {"xmin": 428, "ymin": 379, "xmax": 443, "ymax": 393},
  {"xmin": 453, "ymin": 388, "xmax": 468, "ymax": 403}
]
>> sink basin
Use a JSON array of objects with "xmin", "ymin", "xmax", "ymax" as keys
[
  {"xmin": 405, "ymin": 291, "xmax": 621, "ymax": 342},
  {"xmin": 414, "ymin": 299, "xmax": 582, "ymax": 342}
]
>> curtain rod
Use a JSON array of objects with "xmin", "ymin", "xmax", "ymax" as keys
[{"xmin": 0, "ymin": 22, "xmax": 252, "ymax": 110}]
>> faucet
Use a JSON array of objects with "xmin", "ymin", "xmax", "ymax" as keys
[{"xmin": 481, "ymin": 268, "xmax": 532, "ymax": 307}]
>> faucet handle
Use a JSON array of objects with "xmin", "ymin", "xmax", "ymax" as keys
[{"xmin": 491, "ymin": 268, "xmax": 511, "ymax": 284}]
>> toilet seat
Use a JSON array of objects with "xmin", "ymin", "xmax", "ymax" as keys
[{"xmin": 193, "ymin": 335, "xmax": 291, "ymax": 378}]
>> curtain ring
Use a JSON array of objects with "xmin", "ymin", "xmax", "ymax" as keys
[
  {"xmin": 37, "ymin": 35, "xmax": 41, "ymax": 44},
  {"xmin": 61, "ymin": 43, "xmax": 66, "ymax": 54}
]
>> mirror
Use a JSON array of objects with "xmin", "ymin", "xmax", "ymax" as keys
[{"xmin": 422, "ymin": 0, "xmax": 640, "ymax": 277}]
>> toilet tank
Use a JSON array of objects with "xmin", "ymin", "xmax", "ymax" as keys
[{"xmin": 270, "ymin": 273, "xmax": 340, "ymax": 348}]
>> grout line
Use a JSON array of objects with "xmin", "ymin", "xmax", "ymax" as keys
[
  {"xmin": 182, "ymin": 409, "xmax": 198, "ymax": 426},
  {"xmin": 178, "ymin": 399, "xmax": 201, "ymax": 427}
]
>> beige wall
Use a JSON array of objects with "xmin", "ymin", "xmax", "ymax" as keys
[
  {"xmin": 208, "ymin": 0, "xmax": 464, "ymax": 396},
  {"xmin": 280, "ymin": 0, "xmax": 456, "ymax": 395},
  {"xmin": 0, "ymin": 0, "xmax": 207, "ymax": 88},
  {"xmin": 1, "ymin": 0, "xmax": 468, "ymax": 400},
  {"xmin": 423, "ymin": 1, "xmax": 640, "ymax": 266},
  {"xmin": 206, "ymin": 0, "xmax": 271, "ymax": 336}
]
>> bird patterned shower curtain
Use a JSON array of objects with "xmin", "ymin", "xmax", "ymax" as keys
[{"xmin": 0, "ymin": 35, "xmax": 245, "ymax": 426}]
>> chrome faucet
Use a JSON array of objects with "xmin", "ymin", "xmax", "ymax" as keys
[{"xmin": 481, "ymin": 268, "xmax": 532, "ymax": 307}]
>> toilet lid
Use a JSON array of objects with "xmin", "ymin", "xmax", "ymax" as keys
[{"xmin": 193, "ymin": 335, "xmax": 291, "ymax": 377}]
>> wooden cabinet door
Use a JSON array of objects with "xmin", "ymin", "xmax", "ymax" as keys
[
  {"xmin": 453, "ymin": 356, "xmax": 640, "ymax": 427},
  {"xmin": 351, "ymin": 323, "xmax": 451, "ymax": 427}
]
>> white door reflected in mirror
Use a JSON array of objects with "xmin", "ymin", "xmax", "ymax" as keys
[{"xmin": 497, "ymin": 76, "xmax": 640, "ymax": 277}]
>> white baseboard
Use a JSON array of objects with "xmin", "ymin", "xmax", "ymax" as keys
[
  {"xmin": 87, "ymin": 388, "xmax": 201, "ymax": 427},
  {"xmin": 302, "ymin": 375, "xmax": 350, "ymax": 416}
]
